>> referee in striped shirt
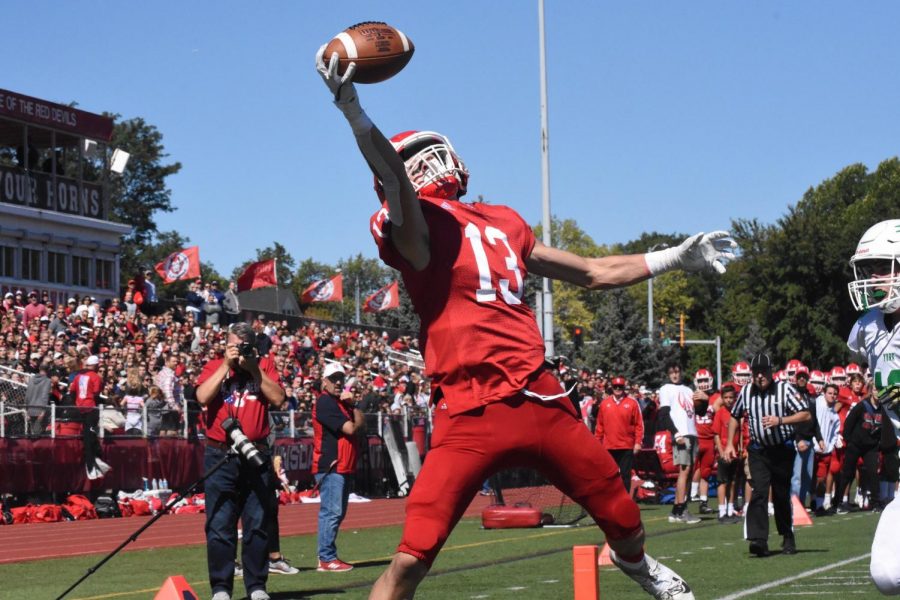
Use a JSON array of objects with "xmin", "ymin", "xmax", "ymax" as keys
[{"xmin": 724, "ymin": 353, "xmax": 811, "ymax": 557}]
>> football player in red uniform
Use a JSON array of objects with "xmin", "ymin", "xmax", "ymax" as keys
[
  {"xmin": 691, "ymin": 369, "xmax": 719, "ymax": 514},
  {"xmin": 317, "ymin": 48, "xmax": 736, "ymax": 600}
]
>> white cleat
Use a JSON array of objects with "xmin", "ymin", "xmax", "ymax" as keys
[{"xmin": 610, "ymin": 550, "xmax": 695, "ymax": 600}]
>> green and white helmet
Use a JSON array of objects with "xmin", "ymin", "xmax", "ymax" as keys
[{"xmin": 848, "ymin": 219, "xmax": 900, "ymax": 313}]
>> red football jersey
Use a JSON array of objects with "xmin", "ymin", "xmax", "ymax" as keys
[
  {"xmin": 695, "ymin": 403, "xmax": 716, "ymax": 440},
  {"xmin": 653, "ymin": 431, "xmax": 677, "ymax": 475},
  {"xmin": 370, "ymin": 197, "xmax": 545, "ymax": 416}
]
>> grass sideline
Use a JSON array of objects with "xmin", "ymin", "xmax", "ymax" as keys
[{"xmin": 1, "ymin": 504, "xmax": 884, "ymax": 600}]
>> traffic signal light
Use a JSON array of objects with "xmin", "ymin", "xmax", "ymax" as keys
[{"xmin": 573, "ymin": 326, "xmax": 584, "ymax": 351}]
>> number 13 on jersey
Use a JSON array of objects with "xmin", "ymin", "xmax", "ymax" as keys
[{"xmin": 465, "ymin": 222, "xmax": 524, "ymax": 305}]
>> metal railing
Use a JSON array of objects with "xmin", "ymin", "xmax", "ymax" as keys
[{"xmin": 2, "ymin": 400, "xmax": 433, "ymax": 444}]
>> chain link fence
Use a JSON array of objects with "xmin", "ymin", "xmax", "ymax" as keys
[{"xmin": 0, "ymin": 365, "xmax": 31, "ymax": 437}]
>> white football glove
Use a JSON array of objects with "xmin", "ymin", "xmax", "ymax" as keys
[
  {"xmin": 315, "ymin": 45, "xmax": 372, "ymax": 135},
  {"xmin": 835, "ymin": 434, "xmax": 844, "ymax": 449},
  {"xmin": 645, "ymin": 231, "xmax": 737, "ymax": 276}
]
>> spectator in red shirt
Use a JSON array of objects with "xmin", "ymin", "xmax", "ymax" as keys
[
  {"xmin": 22, "ymin": 291, "xmax": 47, "ymax": 327},
  {"xmin": 594, "ymin": 376, "xmax": 645, "ymax": 491},
  {"xmin": 70, "ymin": 355, "xmax": 110, "ymax": 480}
]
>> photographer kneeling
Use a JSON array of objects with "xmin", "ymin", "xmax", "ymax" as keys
[{"xmin": 197, "ymin": 322, "xmax": 285, "ymax": 600}]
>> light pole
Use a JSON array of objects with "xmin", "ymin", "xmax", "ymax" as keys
[
  {"xmin": 538, "ymin": 0, "xmax": 554, "ymax": 357},
  {"xmin": 647, "ymin": 243, "xmax": 668, "ymax": 343}
]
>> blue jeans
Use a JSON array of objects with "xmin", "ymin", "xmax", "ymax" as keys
[
  {"xmin": 791, "ymin": 444, "xmax": 814, "ymax": 503},
  {"xmin": 204, "ymin": 446, "xmax": 273, "ymax": 597},
  {"xmin": 316, "ymin": 472, "xmax": 352, "ymax": 561}
]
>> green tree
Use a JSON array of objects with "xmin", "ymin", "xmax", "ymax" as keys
[
  {"xmin": 103, "ymin": 116, "xmax": 182, "ymax": 283},
  {"xmin": 580, "ymin": 288, "xmax": 678, "ymax": 387}
]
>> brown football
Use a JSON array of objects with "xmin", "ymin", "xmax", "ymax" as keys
[{"xmin": 323, "ymin": 21, "xmax": 414, "ymax": 84}]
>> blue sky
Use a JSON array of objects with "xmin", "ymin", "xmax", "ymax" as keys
[{"xmin": 6, "ymin": 2, "xmax": 900, "ymax": 277}]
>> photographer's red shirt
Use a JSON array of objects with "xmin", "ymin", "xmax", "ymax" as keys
[{"xmin": 198, "ymin": 356, "xmax": 280, "ymax": 443}]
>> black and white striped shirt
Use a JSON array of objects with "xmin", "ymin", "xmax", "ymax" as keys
[{"xmin": 731, "ymin": 381, "xmax": 808, "ymax": 447}]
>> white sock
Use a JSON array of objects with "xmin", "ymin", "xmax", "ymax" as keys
[
  {"xmin": 719, "ymin": 504, "xmax": 727, "ymax": 517},
  {"xmin": 728, "ymin": 503, "xmax": 735, "ymax": 516},
  {"xmin": 700, "ymin": 495, "xmax": 708, "ymax": 502},
  {"xmin": 691, "ymin": 482, "xmax": 699, "ymax": 498},
  {"xmin": 615, "ymin": 553, "xmax": 647, "ymax": 571}
]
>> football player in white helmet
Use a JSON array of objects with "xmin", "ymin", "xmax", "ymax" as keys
[
  {"xmin": 845, "ymin": 220, "xmax": 900, "ymax": 595},
  {"xmin": 732, "ymin": 361, "xmax": 752, "ymax": 387}
]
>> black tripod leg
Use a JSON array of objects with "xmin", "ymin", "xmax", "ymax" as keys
[{"xmin": 55, "ymin": 453, "xmax": 232, "ymax": 600}]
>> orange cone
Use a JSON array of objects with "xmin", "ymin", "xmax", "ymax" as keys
[
  {"xmin": 573, "ymin": 545, "xmax": 600, "ymax": 600},
  {"xmin": 791, "ymin": 495, "xmax": 813, "ymax": 527},
  {"xmin": 154, "ymin": 575, "xmax": 199, "ymax": 600},
  {"xmin": 597, "ymin": 542, "xmax": 613, "ymax": 566}
]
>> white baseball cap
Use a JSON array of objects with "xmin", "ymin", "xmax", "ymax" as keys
[
  {"xmin": 85, "ymin": 355, "xmax": 100, "ymax": 366},
  {"xmin": 322, "ymin": 362, "xmax": 346, "ymax": 379}
]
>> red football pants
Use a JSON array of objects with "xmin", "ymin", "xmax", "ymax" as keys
[
  {"xmin": 696, "ymin": 438, "xmax": 716, "ymax": 479},
  {"xmin": 397, "ymin": 392, "xmax": 642, "ymax": 567}
]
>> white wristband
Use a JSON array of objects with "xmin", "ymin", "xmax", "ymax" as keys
[{"xmin": 644, "ymin": 247, "xmax": 679, "ymax": 276}]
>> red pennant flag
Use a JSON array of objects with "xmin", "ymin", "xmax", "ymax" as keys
[
  {"xmin": 237, "ymin": 259, "xmax": 277, "ymax": 292},
  {"xmin": 301, "ymin": 273, "xmax": 343, "ymax": 303},
  {"xmin": 154, "ymin": 246, "xmax": 201, "ymax": 284},
  {"xmin": 363, "ymin": 281, "xmax": 400, "ymax": 313}
]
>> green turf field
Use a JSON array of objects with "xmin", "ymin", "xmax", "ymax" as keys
[{"xmin": 2, "ymin": 504, "xmax": 884, "ymax": 600}]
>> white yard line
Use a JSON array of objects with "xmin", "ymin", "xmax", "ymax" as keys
[{"xmin": 714, "ymin": 554, "xmax": 871, "ymax": 600}]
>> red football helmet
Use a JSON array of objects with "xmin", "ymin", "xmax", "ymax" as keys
[
  {"xmin": 809, "ymin": 370, "xmax": 826, "ymax": 394},
  {"xmin": 773, "ymin": 370, "xmax": 787, "ymax": 382},
  {"xmin": 375, "ymin": 130, "xmax": 469, "ymax": 201},
  {"xmin": 611, "ymin": 376, "xmax": 626, "ymax": 387},
  {"xmin": 829, "ymin": 366, "xmax": 847, "ymax": 386},
  {"xmin": 694, "ymin": 369, "xmax": 713, "ymax": 391},
  {"xmin": 845, "ymin": 363, "xmax": 862, "ymax": 376},
  {"xmin": 795, "ymin": 364, "xmax": 809, "ymax": 377},
  {"xmin": 785, "ymin": 359, "xmax": 804, "ymax": 382},
  {"xmin": 732, "ymin": 361, "xmax": 751, "ymax": 386}
]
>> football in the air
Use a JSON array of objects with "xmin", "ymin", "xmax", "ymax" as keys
[{"xmin": 323, "ymin": 21, "xmax": 414, "ymax": 84}]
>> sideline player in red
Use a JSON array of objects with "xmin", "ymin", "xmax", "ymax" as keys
[{"xmin": 317, "ymin": 48, "xmax": 736, "ymax": 600}]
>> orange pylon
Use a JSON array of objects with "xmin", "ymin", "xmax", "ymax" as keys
[
  {"xmin": 573, "ymin": 545, "xmax": 600, "ymax": 600},
  {"xmin": 792, "ymin": 495, "xmax": 813, "ymax": 527},
  {"xmin": 597, "ymin": 542, "xmax": 613, "ymax": 566}
]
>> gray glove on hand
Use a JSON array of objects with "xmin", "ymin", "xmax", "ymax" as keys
[
  {"xmin": 878, "ymin": 385, "xmax": 900, "ymax": 410},
  {"xmin": 645, "ymin": 231, "xmax": 737, "ymax": 276},
  {"xmin": 315, "ymin": 45, "xmax": 371, "ymax": 135}
]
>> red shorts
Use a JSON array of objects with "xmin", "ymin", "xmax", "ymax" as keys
[
  {"xmin": 815, "ymin": 452, "xmax": 841, "ymax": 479},
  {"xmin": 397, "ymin": 371, "xmax": 641, "ymax": 567},
  {"xmin": 696, "ymin": 438, "xmax": 716, "ymax": 479}
]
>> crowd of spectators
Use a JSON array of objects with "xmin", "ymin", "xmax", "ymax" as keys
[
  {"xmin": 0, "ymin": 282, "xmax": 432, "ymax": 439},
  {"xmin": 3, "ymin": 283, "xmax": 892, "ymax": 520}
]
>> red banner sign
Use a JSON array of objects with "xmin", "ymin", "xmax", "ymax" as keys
[{"xmin": 0, "ymin": 88, "xmax": 114, "ymax": 141}]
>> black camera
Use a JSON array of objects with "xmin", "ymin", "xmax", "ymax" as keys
[
  {"xmin": 238, "ymin": 342, "xmax": 256, "ymax": 359},
  {"xmin": 221, "ymin": 417, "xmax": 267, "ymax": 470}
]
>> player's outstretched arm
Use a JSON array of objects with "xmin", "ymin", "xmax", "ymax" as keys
[
  {"xmin": 315, "ymin": 46, "xmax": 430, "ymax": 270},
  {"xmin": 525, "ymin": 231, "xmax": 737, "ymax": 290}
]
